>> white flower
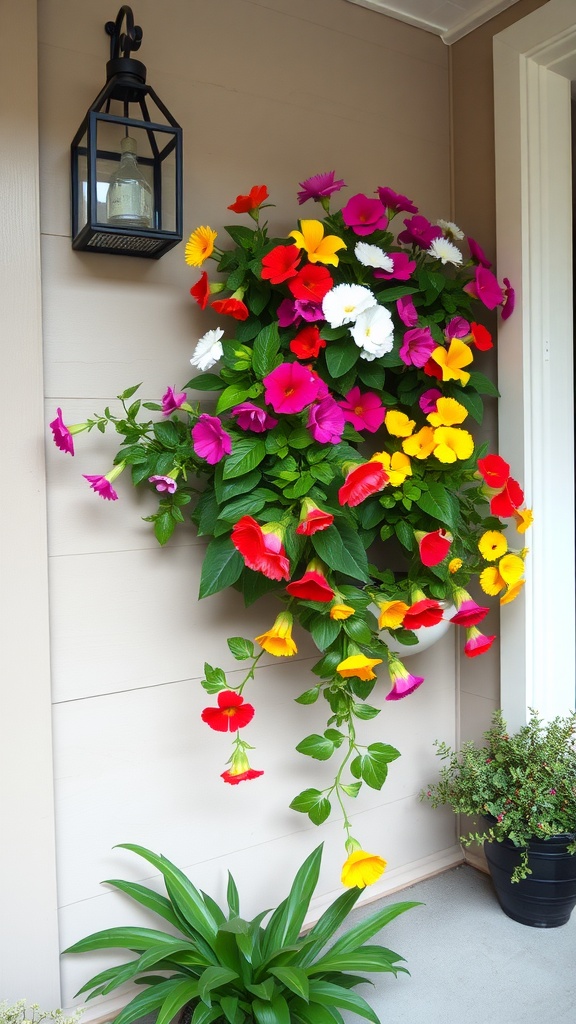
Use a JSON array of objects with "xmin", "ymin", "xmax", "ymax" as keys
[
  {"xmin": 427, "ymin": 237, "xmax": 463, "ymax": 266},
  {"xmin": 190, "ymin": 328, "xmax": 224, "ymax": 371},
  {"xmin": 322, "ymin": 284, "xmax": 376, "ymax": 328},
  {"xmin": 350, "ymin": 304, "xmax": 394, "ymax": 360},
  {"xmin": 437, "ymin": 219, "xmax": 464, "ymax": 240},
  {"xmin": 354, "ymin": 242, "xmax": 394, "ymax": 271}
]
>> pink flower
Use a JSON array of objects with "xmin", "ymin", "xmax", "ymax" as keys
[
  {"xmin": 445, "ymin": 317, "xmax": 470, "ymax": 340},
  {"xmin": 83, "ymin": 474, "xmax": 118, "ymax": 501},
  {"xmin": 396, "ymin": 295, "xmax": 418, "ymax": 327},
  {"xmin": 263, "ymin": 362, "xmax": 320, "ymax": 414},
  {"xmin": 50, "ymin": 408, "xmax": 75, "ymax": 455},
  {"xmin": 419, "ymin": 388, "xmax": 442, "ymax": 415},
  {"xmin": 398, "ymin": 215, "xmax": 442, "ymax": 249},
  {"xmin": 376, "ymin": 187, "xmax": 418, "ymax": 216},
  {"xmin": 341, "ymin": 194, "xmax": 387, "ymax": 236},
  {"xmin": 277, "ymin": 297, "xmax": 300, "ymax": 327},
  {"xmin": 338, "ymin": 386, "xmax": 385, "ymax": 433},
  {"xmin": 192, "ymin": 413, "xmax": 232, "ymax": 464},
  {"xmin": 399, "ymin": 327, "xmax": 436, "ymax": 368},
  {"xmin": 373, "ymin": 252, "xmax": 416, "ymax": 281},
  {"xmin": 297, "ymin": 171, "xmax": 346, "ymax": 205},
  {"xmin": 295, "ymin": 299, "xmax": 324, "ymax": 322},
  {"xmin": 449, "ymin": 589, "xmax": 489, "ymax": 627},
  {"xmin": 464, "ymin": 626, "xmax": 497, "ymax": 657},
  {"xmin": 467, "ymin": 237, "xmax": 492, "ymax": 268},
  {"xmin": 162, "ymin": 386, "xmax": 187, "ymax": 415},
  {"xmin": 307, "ymin": 395, "xmax": 345, "ymax": 444},
  {"xmin": 464, "ymin": 266, "xmax": 504, "ymax": 310},
  {"xmin": 231, "ymin": 516, "xmax": 290, "ymax": 581},
  {"xmin": 232, "ymin": 402, "xmax": 278, "ymax": 433},
  {"xmin": 149, "ymin": 475, "xmax": 178, "ymax": 493},
  {"xmin": 501, "ymin": 277, "xmax": 515, "ymax": 320},
  {"xmin": 385, "ymin": 655, "xmax": 424, "ymax": 701}
]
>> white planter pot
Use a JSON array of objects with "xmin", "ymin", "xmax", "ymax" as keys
[{"xmin": 372, "ymin": 602, "xmax": 456, "ymax": 657}]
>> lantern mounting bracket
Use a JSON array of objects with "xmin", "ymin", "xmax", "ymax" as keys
[{"xmin": 105, "ymin": 7, "xmax": 143, "ymax": 61}]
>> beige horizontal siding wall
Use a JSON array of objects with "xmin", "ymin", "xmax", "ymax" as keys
[{"xmin": 39, "ymin": 0, "xmax": 460, "ymax": 1011}]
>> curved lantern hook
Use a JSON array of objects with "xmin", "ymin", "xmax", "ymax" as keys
[{"xmin": 105, "ymin": 6, "xmax": 143, "ymax": 61}]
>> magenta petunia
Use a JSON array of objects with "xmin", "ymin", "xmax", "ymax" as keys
[
  {"xmin": 450, "ymin": 599, "xmax": 489, "ymax": 627},
  {"xmin": 297, "ymin": 171, "xmax": 346, "ymax": 205},
  {"xmin": 232, "ymin": 402, "xmax": 278, "ymax": 433},
  {"xmin": 385, "ymin": 656, "xmax": 424, "ymax": 701},
  {"xmin": 341, "ymin": 194, "xmax": 387, "ymax": 236},
  {"xmin": 464, "ymin": 626, "xmax": 496, "ymax": 658},
  {"xmin": 162, "ymin": 386, "xmax": 187, "ymax": 415},
  {"xmin": 445, "ymin": 316, "xmax": 470, "ymax": 340},
  {"xmin": 464, "ymin": 266, "xmax": 504, "ymax": 310},
  {"xmin": 376, "ymin": 187, "xmax": 418, "ymax": 216},
  {"xmin": 467, "ymin": 236, "xmax": 492, "ymax": 268},
  {"xmin": 192, "ymin": 413, "xmax": 232, "ymax": 465},
  {"xmin": 399, "ymin": 326, "xmax": 436, "ymax": 368},
  {"xmin": 397, "ymin": 215, "xmax": 442, "ymax": 249},
  {"xmin": 83, "ymin": 474, "xmax": 119, "ymax": 501},
  {"xmin": 307, "ymin": 395, "xmax": 345, "ymax": 444},
  {"xmin": 338, "ymin": 386, "xmax": 385, "ymax": 433},
  {"xmin": 263, "ymin": 362, "xmax": 321, "ymax": 415},
  {"xmin": 50, "ymin": 408, "xmax": 75, "ymax": 455},
  {"xmin": 149, "ymin": 475, "xmax": 178, "ymax": 493},
  {"xmin": 294, "ymin": 299, "xmax": 324, "ymax": 322},
  {"xmin": 396, "ymin": 295, "xmax": 418, "ymax": 327},
  {"xmin": 419, "ymin": 388, "xmax": 442, "ymax": 415},
  {"xmin": 373, "ymin": 252, "xmax": 417, "ymax": 281},
  {"xmin": 277, "ymin": 297, "xmax": 300, "ymax": 327},
  {"xmin": 501, "ymin": 277, "xmax": 515, "ymax": 320}
]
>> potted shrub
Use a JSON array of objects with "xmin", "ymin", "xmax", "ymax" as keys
[
  {"xmin": 65, "ymin": 843, "xmax": 419, "ymax": 1024},
  {"xmin": 422, "ymin": 708, "xmax": 576, "ymax": 927}
]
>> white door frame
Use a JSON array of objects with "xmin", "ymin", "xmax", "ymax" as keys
[{"xmin": 494, "ymin": 0, "xmax": 576, "ymax": 727}]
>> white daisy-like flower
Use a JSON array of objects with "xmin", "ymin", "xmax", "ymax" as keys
[
  {"xmin": 437, "ymin": 219, "xmax": 464, "ymax": 241},
  {"xmin": 427, "ymin": 237, "xmax": 463, "ymax": 266},
  {"xmin": 350, "ymin": 304, "xmax": 394, "ymax": 360},
  {"xmin": 190, "ymin": 327, "xmax": 224, "ymax": 371},
  {"xmin": 322, "ymin": 284, "xmax": 377, "ymax": 328},
  {"xmin": 354, "ymin": 242, "xmax": 394, "ymax": 272}
]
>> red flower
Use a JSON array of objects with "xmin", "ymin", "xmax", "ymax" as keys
[
  {"xmin": 261, "ymin": 244, "xmax": 301, "ymax": 284},
  {"xmin": 288, "ymin": 264, "xmax": 333, "ymax": 302},
  {"xmin": 490, "ymin": 477, "xmax": 524, "ymax": 517},
  {"xmin": 423, "ymin": 356, "xmax": 443, "ymax": 380},
  {"xmin": 221, "ymin": 767, "xmax": 264, "ymax": 785},
  {"xmin": 286, "ymin": 570, "xmax": 335, "ymax": 602},
  {"xmin": 417, "ymin": 529, "xmax": 452, "ymax": 567},
  {"xmin": 470, "ymin": 322, "xmax": 493, "ymax": 350},
  {"xmin": 464, "ymin": 627, "xmax": 496, "ymax": 658},
  {"xmin": 190, "ymin": 271, "xmax": 210, "ymax": 309},
  {"xmin": 201, "ymin": 690, "xmax": 255, "ymax": 732},
  {"xmin": 227, "ymin": 185, "xmax": 269, "ymax": 213},
  {"xmin": 211, "ymin": 297, "xmax": 249, "ymax": 320},
  {"xmin": 231, "ymin": 515, "xmax": 290, "ymax": 580},
  {"xmin": 403, "ymin": 599, "xmax": 444, "ymax": 630},
  {"xmin": 477, "ymin": 454, "xmax": 510, "ymax": 489},
  {"xmin": 289, "ymin": 325, "xmax": 326, "ymax": 360},
  {"xmin": 338, "ymin": 461, "xmax": 389, "ymax": 507},
  {"xmin": 296, "ymin": 507, "xmax": 334, "ymax": 535}
]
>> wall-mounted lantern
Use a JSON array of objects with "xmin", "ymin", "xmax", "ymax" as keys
[{"xmin": 71, "ymin": 5, "xmax": 183, "ymax": 259}]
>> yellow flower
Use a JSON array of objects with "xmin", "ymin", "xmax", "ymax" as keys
[
  {"xmin": 514, "ymin": 508, "xmax": 533, "ymax": 534},
  {"xmin": 288, "ymin": 219, "xmax": 346, "ymax": 266},
  {"xmin": 185, "ymin": 225, "xmax": 217, "ymax": 267},
  {"xmin": 385, "ymin": 410, "xmax": 415, "ymax": 438},
  {"xmin": 431, "ymin": 338, "xmax": 473, "ymax": 385},
  {"xmin": 448, "ymin": 557, "xmax": 463, "ymax": 574},
  {"xmin": 336, "ymin": 654, "xmax": 382, "ymax": 680},
  {"xmin": 480, "ymin": 565, "xmax": 505, "ymax": 595},
  {"xmin": 377, "ymin": 600, "xmax": 409, "ymax": 629},
  {"xmin": 478, "ymin": 530, "xmax": 508, "ymax": 562},
  {"xmin": 498, "ymin": 553, "xmax": 525, "ymax": 586},
  {"xmin": 433, "ymin": 426, "xmax": 474, "ymax": 463},
  {"xmin": 255, "ymin": 611, "xmax": 297, "ymax": 657},
  {"xmin": 427, "ymin": 396, "xmax": 468, "ymax": 427},
  {"xmin": 403, "ymin": 426, "xmax": 435, "ymax": 459},
  {"xmin": 501, "ymin": 579, "xmax": 525, "ymax": 605},
  {"xmin": 341, "ymin": 850, "xmax": 387, "ymax": 889},
  {"xmin": 372, "ymin": 451, "xmax": 412, "ymax": 486},
  {"xmin": 330, "ymin": 602, "xmax": 355, "ymax": 621}
]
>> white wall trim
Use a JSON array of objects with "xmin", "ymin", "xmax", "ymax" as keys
[{"xmin": 494, "ymin": 0, "xmax": 576, "ymax": 727}]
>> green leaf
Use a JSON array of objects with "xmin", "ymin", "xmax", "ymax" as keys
[
  {"xmin": 350, "ymin": 742, "xmax": 401, "ymax": 790},
  {"xmin": 225, "ymin": 224, "xmax": 256, "ymax": 248},
  {"xmin": 308, "ymin": 946, "xmax": 406, "ymax": 975},
  {"xmin": 468, "ymin": 370, "xmax": 500, "ymax": 397},
  {"xmin": 311, "ymin": 526, "xmax": 369, "ymax": 584},
  {"xmin": 216, "ymin": 384, "xmax": 252, "ymax": 414},
  {"xmin": 341, "ymin": 781, "xmax": 362, "ymax": 797},
  {"xmin": 289, "ymin": 789, "xmax": 331, "ymax": 826},
  {"xmin": 252, "ymin": 323, "xmax": 281, "ymax": 379},
  {"xmin": 191, "ymin": 1003, "xmax": 222, "ymax": 1024},
  {"xmin": 109, "ymin": 980, "xmax": 185, "ymax": 1024},
  {"xmin": 296, "ymin": 734, "xmax": 335, "ymax": 761},
  {"xmin": 102, "ymin": 879, "xmax": 183, "ymax": 930},
  {"xmin": 119, "ymin": 383, "xmax": 143, "ymax": 401},
  {"xmin": 455, "ymin": 386, "xmax": 484, "ymax": 424},
  {"xmin": 219, "ymin": 996, "xmax": 240, "ymax": 1024},
  {"xmin": 187, "ymin": 373, "xmax": 225, "ymax": 392},
  {"xmin": 269, "ymin": 966, "xmax": 309, "ymax": 1002},
  {"xmin": 199, "ymin": 536, "xmax": 244, "ymax": 599},
  {"xmin": 310, "ymin": 615, "xmax": 341, "ymax": 651},
  {"xmin": 227, "ymin": 637, "xmax": 255, "ymax": 660},
  {"xmin": 253, "ymin": 996, "xmax": 290, "ymax": 1024},
  {"xmin": 308, "ymin": 980, "xmax": 380, "ymax": 1024},
  {"xmin": 155, "ymin": 980, "xmax": 200, "ymax": 1024},
  {"xmin": 155, "ymin": 511, "xmax": 175, "ymax": 546},
  {"xmin": 324, "ymin": 901, "xmax": 420, "ymax": 957},
  {"xmin": 226, "ymin": 873, "xmax": 240, "ymax": 917},
  {"xmin": 64, "ymin": 926, "xmax": 185, "ymax": 955},
  {"xmin": 295, "ymin": 686, "xmax": 320, "ymax": 705},
  {"xmin": 198, "ymin": 966, "xmax": 239, "ymax": 1005},
  {"xmin": 153, "ymin": 421, "xmax": 180, "ymax": 448},
  {"xmin": 352, "ymin": 703, "xmax": 380, "ymax": 721},
  {"xmin": 260, "ymin": 845, "xmax": 323, "ymax": 959},
  {"xmin": 218, "ymin": 493, "xmax": 266, "ymax": 521},
  {"xmin": 223, "ymin": 438, "xmax": 267, "ymax": 479},
  {"xmin": 325, "ymin": 338, "xmax": 359, "ymax": 379},
  {"xmin": 298, "ymin": 889, "xmax": 362, "ymax": 967},
  {"xmin": 416, "ymin": 481, "xmax": 457, "ymax": 529},
  {"xmin": 394, "ymin": 518, "xmax": 414, "ymax": 552}
]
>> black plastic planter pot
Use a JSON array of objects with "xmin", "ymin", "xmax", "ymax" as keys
[{"xmin": 484, "ymin": 834, "xmax": 576, "ymax": 927}]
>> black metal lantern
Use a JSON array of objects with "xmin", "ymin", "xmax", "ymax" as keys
[{"xmin": 71, "ymin": 6, "xmax": 183, "ymax": 258}]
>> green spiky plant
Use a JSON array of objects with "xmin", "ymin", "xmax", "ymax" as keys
[{"xmin": 64, "ymin": 843, "xmax": 419, "ymax": 1024}]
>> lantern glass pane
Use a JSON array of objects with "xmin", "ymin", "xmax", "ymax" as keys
[
  {"xmin": 74, "ymin": 128, "xmax": 89, "ymax": 232},
  {"xmin": 94, "ymin": 119, "xmax": 155, "ymax": 229}
]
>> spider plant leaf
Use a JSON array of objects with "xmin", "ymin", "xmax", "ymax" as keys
[
  {"xmin": 253, "ymin": 995, "xmax": 291, "ymax": 1024},
  {"xmin": 64, "ymin": 926, "xmax": 184, "ymax": 955},
  {"xmin": 296, "ymin": 889, "xmax": 361, "ymax": 966},
  {"xmin": 308, "ymin": 945, "xmax": 408, "ymax": 975},
  {"xmin": 154, "ymin": 978, "xmax": 199, "ymax": 1024},
  {"xmin": 227, "ymin": 872, "xmax": 240, "ymax": 917},
  {"xmin": 321, "ymin": 901, "xmax": 420, "ymax": 957},
  {"xmin": 103, "ymin": 878, "xmax": 183, "ymax": 931},
  {"xmin": 219, "ymin": 995, "xmax": 240, "ymax": 1024},
  {"xmin": 308, "ymin": 979, "xmax": 380, "ymax": 1024},
  {"xmin": 268, "ymin": 966, "xmax": 310, "ymax": 1002},
  {"xmin": 261, "ymin": 845, "xmax": 323, "ymax": 958},
  {"xmin": 197, "ymin": 965, "xmax": 239, "ymax": 1005},
  {"xmin": 110, "ymin": 978, "xmax": 184, "ymax": 1024},
  {"xmin": 191, "ymin": 1004, "xmax": 222, "ymax": 1024}
]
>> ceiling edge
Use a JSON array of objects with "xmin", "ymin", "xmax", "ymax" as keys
[{"xmin": 345, "ymin": 0, "xmax": 522, "ymax": 45}]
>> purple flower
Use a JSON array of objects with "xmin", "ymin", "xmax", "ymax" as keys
[
  {"xmin": 399, "ymin": 327, "xmax": 436, "ymax": 368},
  {"xmin": 232, "ymin": 402, "xmax": 278, "ymax": 433},
  {"xmin": 467, "ymin": 236, "xmax": 492, "ymax": 268},
  {"xmin": 385, "ymin": 657, "xmax": 424, "ymax": 701},
  {"xmin": 277, "ymin": 297, "xmax": 300, "ymax": 327},
  {"xmin": 83, "ymin": 474, "xmax": 119, "ymax": 501},
  {"xmin": 162, "ymin": 386, "xmax": 187, "ymax": 415},
  {"xmin": 341, "ymin": 194, "xmax": 387, "ymax": 236},
  {"xmin": 464, "ymin": 266, "xmax": 504, "ymax": 310},
  {"xmin": 297, "ymin": 171, "xmax": 346, "ymax": 205},
  {"xmin": 149, "ymin": 475, "xmax": 178, "ymax": 493},
  {"xmin": 307, "ymin": 395, "xmax": 345, "ymax": 444},
  {"xmin": 50, "ymin": 408, "xmax": 75, "ymax": 455},
  {"xmin": 373, "ymin": 252, "xmax": 416, "ymax": 281},
  {"xmin": 376, "ymin": 187, "xmax": 418, "ymax": 216},
  {"xmin": 192, "ymin": 413, "xmax": 232, "ymax": 465},
  {"xmin": 419, "ymin": 388, "xmax": 442, "ymax": 415},
  {"xmin": 446, "ymin": 316, "xmax": 470, "ymax": 340},
  {"xmin": 294, "ymin": 299, "xmax": 324, "ymax": 322},
  {"xmin": 397, "ymin": 215, "xmax": 442, "ymax": 249},
  {"xmin": 396, "ymin": 295, "xmax": 418, "ymax": 327},
  {"xmin": 501, "ymin": 277, "xmax": 515, "ymax": 320},
  {"xmin": 277, "ymin": 297, "xmax": 323, "ymax": 328}
]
